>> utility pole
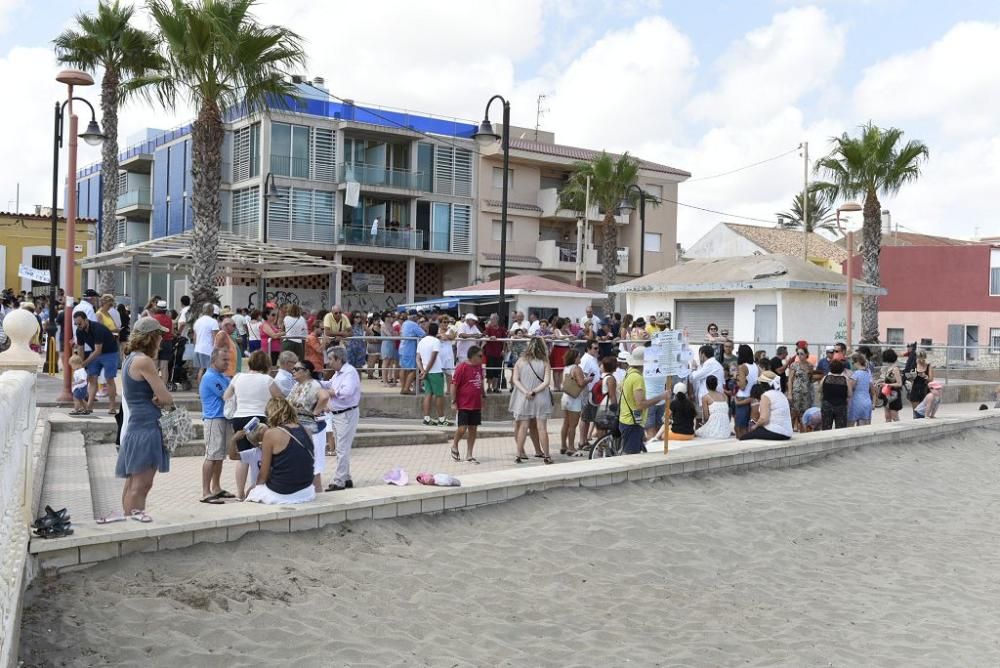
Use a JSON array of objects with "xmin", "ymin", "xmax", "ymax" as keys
[{"xmin": 800, "ymin": 141, "xmax": 809, "ymax": 262}]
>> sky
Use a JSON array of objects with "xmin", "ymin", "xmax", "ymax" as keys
[{"xmin": 1, "ymin": 0, "xmax": 999, "ymax": 249}]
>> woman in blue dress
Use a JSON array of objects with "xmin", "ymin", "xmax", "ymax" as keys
[
  {"xmin": 848, "ymin": 352, "xmax": 875, "ymax": 426},
  {"xmin": 112, "ymin": 317, "xmax": 175, "ymax": 523},
  {"xmin": 346, "ymin": 312, "xmax": 367, "ymax": 369}
]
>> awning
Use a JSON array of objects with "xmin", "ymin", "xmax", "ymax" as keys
[{"xmin": 398, "ymin": 297, "xmax": 463, "ymax": 311}]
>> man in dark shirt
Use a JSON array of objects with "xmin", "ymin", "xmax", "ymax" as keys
[
  {"xmin": 73, "ymin": 311, "xmax": 120, "ymax": 413},
  {"xmin": 769, "ymin": 345, "xmax": 789, "ymax": 393}
]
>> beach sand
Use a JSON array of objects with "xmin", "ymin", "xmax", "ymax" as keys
[{"xmin": 20, "ymin": 428, "xmax": 1000, "ymax": 667}]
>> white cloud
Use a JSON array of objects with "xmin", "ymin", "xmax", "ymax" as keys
[
  {"xmin": 854, "ymin": 21, "xmax": 1000, "ymax": 137},
  {"xmin": 0, "ymin": 0, "xmax": 25, "ymax": 33},
  {"xmin": 687, "ymin": 6, "xmax": 845, "ymax": 126}
]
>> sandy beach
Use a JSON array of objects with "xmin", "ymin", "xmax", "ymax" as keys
[{"xmin": 20, "ymin": 428, "xmax": 1000, "ymax": 667}]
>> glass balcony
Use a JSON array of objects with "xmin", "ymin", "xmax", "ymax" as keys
[
  {"xmin": 338, "ymin": 224, "xmax": 424, "ymax": 250},
  {"xmin": 269, "ymin": 154, "xmax": 310, "ymax": 179},
  {"xmin": 339, "ymin": 163, "xmax": 424, "ymax": 190},
  {"xmin": 116, "ymin": 188, "xmax": 152, "ymax": 209}
]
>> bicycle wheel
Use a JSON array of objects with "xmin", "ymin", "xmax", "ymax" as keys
[{"xmin": 589, "ymin": 434, "xmax": 617, "ymax": 459}]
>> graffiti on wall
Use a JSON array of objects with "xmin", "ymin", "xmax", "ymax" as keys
[
  {"xmin": 246, "ymin": 290, "xmax": 328, "ymax": 310},
  {"xmin": 343, "ymin": 291, "xmax": 399, "ymax": 314}
]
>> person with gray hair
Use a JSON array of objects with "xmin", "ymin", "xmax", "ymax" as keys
[
  {"xmin": 274, "ymin": 350, "xmax": 298, "ymax": 396},
  {"xmin": 322, "ymin": 345, "xmax": 360, "ymax": 491}
]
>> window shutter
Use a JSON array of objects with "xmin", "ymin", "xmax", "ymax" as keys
[
  {"xmin": 267, "ymin": 186, "xmax": 291, "ymax": 240},
  {"xmin": 291, "ymin": 188, "xmax": 313, "ymax": 242},
  {"xmin": 232, "ymin": 127, "xmax": 251, "ymax": 182},
  {"xmin": 454, "ymin": 148, "xmax": 473, "ymax": 196},
  {"xmin": 312, "ymin": 128, "xmax": 335, "ymax": 182},
  {"xmin": 450, "ymin": 203, "xmax": 471, "ymax": 254},
  {"xmin": 434, "ymin": 146, "xmax": 454, "ymax": 195},
  {"xmin": 230, "ymin": 186, "xmax": 260, "ymax": 238},
  {"xmin": 313, "ymin": 190, "xmax": 336, "ymax": 243}
]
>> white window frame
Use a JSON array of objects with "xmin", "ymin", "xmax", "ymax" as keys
[
  {"xmin": 643, "ymin": 183, "xmax": 663, "ymax": 201},
  {"xmin": 990, "ymin": 327, "xmax": 1000, "ymax": 354},
  {"xmin": 990, "ymin": 248, "xmax": 1000, "ymax": 296},
  {"xmin": 492, "ymin": 219, "xmax": 513, "ymax": 242},
  {"xmin": 492, "ymin": 166, "xmax": 513, "ymax": 190},
  {"xmin": 643, "ymin": 232, "xmax": 662, "ymax": 253}
]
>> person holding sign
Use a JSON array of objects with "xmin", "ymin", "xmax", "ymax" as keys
[{"xmin": 618, "ymin": 349, "xmax": 669, "ymax": 455}]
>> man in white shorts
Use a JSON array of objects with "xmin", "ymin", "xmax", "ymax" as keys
[{"xmin": 198, "ymin": 348, "xmax": 233, "ymax": 503}]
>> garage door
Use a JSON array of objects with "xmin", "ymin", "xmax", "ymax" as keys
[{"xmin": 675, "ymin": 299, "xmax": 735, "ymax": 339}]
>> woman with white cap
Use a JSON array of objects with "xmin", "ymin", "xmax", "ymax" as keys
[{"xmin": 666, "ymin": 382, "xmax": 697, "ymax": 441}]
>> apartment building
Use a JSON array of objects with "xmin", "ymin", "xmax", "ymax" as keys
[{"xmin": 73, "ymin": 79, "xmax": 687, "ymax": 313}]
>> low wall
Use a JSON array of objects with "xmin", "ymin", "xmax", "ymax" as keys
[{"xmin": 0, "ymin": 371, "xmax": 37, "ymax": 668}]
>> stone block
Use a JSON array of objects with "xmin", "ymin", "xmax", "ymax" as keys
[
  {"xmin": 506, "ymin": 485, "xmax": 526, "ymax": 500},
  {"xmin": 444, "ymin": 494, "xmax": 467, "ymax": 510},
  {"xmin": 346, "ymin": 506, "xmax": 373, "ymax": 521},
  {"xmin": 227, "ymin": 522, "xmax": 260, "ymax": 540},
  {"xmin": 610, "ymin": 472, "xmax": 628, "ymax": 485},
  {"xmin": 397, "ymin": 500, "xmax": 422, "ymax": 516},
  {"xmin": 290, "ymin": 514, "xmax": 321, "ymax": 532},
  {"xmin": 258, "ymin": 518, "xmax": 291, "ymax": 534},
  {"xmin": 158, "ymin": 532, "xmax": 194, "ymax": 551},
  {"xmin": 372, "ymin": 504, "xmax": 398, "ymax": 520},
  {"xmin": 38, "ymin": 547, "xmax": 79, "ymax": 570},
  {"xmin": 465, "ymin": 491, "xmax": 488, "ymax": 506},
  {"xmin": 486, "ymin": 488, "xmax": 507, "ymax": 503},
  {"xmin": 421, "ymin": 496, "xmax": 445, "ymax": 513},
  {"xmin": 193, "ymin": 527, "xmax": 228, "ymax": 545},
  {"xmin": 318, "ymin": 511, "xmax": 345, "ymax": 528},
  {"xmin": 119, "ymin": 537, "xmax": 158, "ymax": 556}
]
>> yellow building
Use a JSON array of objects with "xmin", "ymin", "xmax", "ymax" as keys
[{"xmin": 0, "ymin": 211, "xmax": 96, "ymax": 295}]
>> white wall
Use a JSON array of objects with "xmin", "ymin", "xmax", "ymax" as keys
[
  {"xmin": 779, "ymin": 289, "xmax": 861, "ymax": 345},
  {"xmin": 513, "ymin": 294, "xmax": 596, "ymax": 322},
  {"xmin": 686, "ymin": 224, "xmax": 763, "ymax": 259}
]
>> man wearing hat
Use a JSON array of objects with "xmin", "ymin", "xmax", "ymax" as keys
[
  {"xmin": 398, "ymin": 309, "xmax": 425, "ymax": 395},
  {"xmin": 455, "ymin": 313, "xmax": 481, "ymax": 364},
  {"xmin": 816, "ymin": 346, "xmax": 835, "ymax": 378},
  {"xmin": 150, "ymin": 299, "xmax": 175, "ymax": 382},
  {"xmin": 618, "ymin": 348, "xmax": 669, "ymax": 455}
]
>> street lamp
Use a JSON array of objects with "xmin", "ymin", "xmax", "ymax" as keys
[
  {"xmin": 617, "ymin": 184, "xmax": 651, "ymax": 276},
  {"xmin": 258, "ymin": 172, "xmax": 283, "ymax": 307},
  {"xmin": 473, "ymin": 94, "xmax": 511, "ymax": 326},
  {"xmin": 50, "ymin": 69, "xmax": 104, "ymax": 400},
  {"xmin": 835, "ymin": 202, "xmax": 863, "ymax": 349}
]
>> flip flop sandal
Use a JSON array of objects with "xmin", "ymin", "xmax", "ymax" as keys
[
  {"xmin": 96, "ymin": 512, "xmax": 127, "ymax": 524},
  {"xmin": 533, "ymin": 454, "xmax": 545, "ymax": 458},
  {"xmin": 515, "ymin": 456, "xmax": 528, "ymax": 464},
  {"xmin": 68, "ymin": 409, "xmax": 85, "ymax": 416},
  {"xmin": 450, "ymin": 448, "xmax": 461, "ymax": 462},
  {"xmin": 543, "ymin": 456, "xmax": 554, "ymax": 465},
  {"xmin": 35, "ymin": 524, "xmax": 74, "ymax": 539},
  {"xmin": 46, "ymin": 505, "xmax": 70, "ymax": 520},
  {"xmin": 466, "ymin": 457, "xmax": 480, "ymax": 464},
  {"xmin": 200, "ymin": 496, "xmax": 225, "ymax": 504},
  {"xmin": 570, "ymin": 451, "xmax": 586, "ymax": 457},
  {"xmin": 130, "ymin": 510, "xmax": 153, "ymax": 523},
  {"xmin": 214, "ymin": 490, "xmax": 236, "ymax": 499}
]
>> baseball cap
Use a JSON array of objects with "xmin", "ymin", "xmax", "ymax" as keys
[
  {"xmin": 156, "ymin": 300, "xmax": 168, "ymax": 309},
  {"xmin": 616, "ymin": 350, "xmax": 630, "ymax": 364},
  {"xmin": 825, "ymin": 346, "xmax": 836, "ymax": 353},
  {"xmin": 83, "ymin": 288, "xmax": 99, "ymax": 298},
  {"xmin": 673, "ymin": 382, "xmax": 687, "ymax": 395},
  {"xmin": 465, "ymin": 313, "xmax": 478, "ymax": 321},
  {"xmin": 133, "ymin": 316, "xmax": 168, "ymax": 334}
]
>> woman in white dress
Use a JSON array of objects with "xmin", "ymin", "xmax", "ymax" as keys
[
  {"xmin": 696, "ymin": 374, "xmax": 731, "ymax": 439},
  {"xmin": 509, "ymin": 337, "xmax": 553, "ymax": 464}
]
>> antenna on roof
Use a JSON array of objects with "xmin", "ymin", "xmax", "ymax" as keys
[{"xmin": 535, "ymin": 94, "xmax": 548, "ymax": 141}]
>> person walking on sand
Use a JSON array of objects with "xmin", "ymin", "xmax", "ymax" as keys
[
  {"xmin": 510, "ymin": 337, "xmax": 554, "ymax": 464},
  {"xmin": 325, "ymin": 346, "xmax": 361, "ymax": 491},
  {"xmin": 199, "ymin": 348, "xmax": 234, "ymax": 504},
  {"xmin": 451, "ymin": 345, "xmax": 486, "ymax": 463}
]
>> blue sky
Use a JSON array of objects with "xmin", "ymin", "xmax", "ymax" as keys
[{"xmin": 1, "ymin": 0, "xmax": 998, "ymax": 245}]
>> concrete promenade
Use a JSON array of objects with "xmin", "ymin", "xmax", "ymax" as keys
[{"xmin": 30, "ymin": 404, "xmax": 1000, "ymax": 572}]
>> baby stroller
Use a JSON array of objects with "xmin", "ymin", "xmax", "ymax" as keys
[{"xmin": 167, "ymin": 336, "xmax": 192, "ymax": 392}]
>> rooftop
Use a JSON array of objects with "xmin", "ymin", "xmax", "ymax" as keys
[
  {"xmin": 723, "ymin": 223, "xmax": 848, "ymax": 262},
  {"xmin": 610, "ymin": 254, "xmax": 884, "ymax": 296},
  {"xmin": 872, "ymin": 231, "xmax": 976, "ymax": 247},
  {"xmin": 508, "ymin": 137, "xmax": 691, "ymax": 178},
  {"xmin": 446, "ymin": 275, "xmax": 603, "ymax": 297}
]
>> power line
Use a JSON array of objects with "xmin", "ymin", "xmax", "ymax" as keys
[
  {"xmin": 663, "ymin": 196, "xmax": 779, "ymax": 225},
  {"xmin": 684, "ymin": 147, "xmax": 800, "ymax": 183}
]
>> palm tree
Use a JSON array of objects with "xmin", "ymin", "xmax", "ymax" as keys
[
  {"xmin": 560, "ymin": 152, "xmax": 640, "ymax": 313},
  {"xmin": 814, "ymin": 122, "xmax": 929, "ymax": 343},
  {"xmin": 54, "ymin": 0, "xmax": 163, "ymax": 295},
  {"xmin": 130, "ymin": 0, "xmax": 305, "ymax": 305},
  {"xmin": 776, "ymin": 184, "xmax": 837, "ymax": 233}
]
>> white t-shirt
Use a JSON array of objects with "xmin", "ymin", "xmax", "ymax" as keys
[
  {"xmin": 193, "ymin": 315, "xmax": 220, "ymax": 355},
  {"xmin": 437, "ymin": 336, "xmax": 455, "ymax": 372},
  {"xmin": 72, "ymin": 368, "xmax": 88, "ymax": 391},
  {"xmin": 580, "ymin": 352, "xmax": 601, "ymax": 392},
  {"xmin": 455, "ymin": 322, "xmax": 480, "ymax": 361},
  {"xmin": 177, "ymin": 305, "xmax": 191, "ymax": 336},
  {"xmin": 283, "ymin": 315, "xmax": 308, "ymax": 342},
  {"xmin": 527, "ymin": 320, "xmax": 541, "ymax": 335},
  {"xmin": 417, "ymin": 335, "xmax": 442, "ymax": 374},
  {"xmin": 233, "ymin": 313, "xmax": 248, "ymax": 335},
  {"xmin": 764, "ymin": 390, "xmax": 793, "ymax": 437},
  {"xmin": 73, "ymin": 300, "xmax": 97, "ymax": 322},
  {"xmin": 230, "ymin": 372, "xmax": 274, "ymax": 417}
]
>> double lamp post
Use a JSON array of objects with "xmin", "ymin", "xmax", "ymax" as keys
[{"xmin": 50, "ymin": 69, "xmax": 104, "ymax": 399}]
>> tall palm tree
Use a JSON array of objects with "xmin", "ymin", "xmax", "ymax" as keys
[
  {"xmin": 776, "ymin": 184, "xmax": 837, "ymax": 233},
  {"xmin": 54, "ymin": 0, "xmax": 163, "ymax": 295},
  {"xmin": 814, "ymin": 122, "xmax": 929, "ymax": 343},
  {"xmin": 560, "ymin": 152, "xmax": 640, "ymax": 313},
  {"xmin": 130, "ymin": 0, "xmax": 305, "ymax": 305}
]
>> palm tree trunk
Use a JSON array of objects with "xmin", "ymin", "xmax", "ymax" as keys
[
  {"xmin": 601, "ymin": 214, "xmax": 618, "ymax": 315},
  {"xmin": 860, "ymin": 190, "xmax": 882, "ymax": 343},
  {"xmin": 97, "ymin": 71, "xmax": 120, "ymax": 295},
  {"xmin": 189, "ymin": 102, "xmax": 224, "ymax": 306}
]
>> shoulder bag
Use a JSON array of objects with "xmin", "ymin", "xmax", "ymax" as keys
[
  {"xmin": 160, "ymin": 405, "xmax": 194, "ymax": 453},
  {"xmin": 561, "ymin": 365, "xmax": 584, "ymax": 398}
]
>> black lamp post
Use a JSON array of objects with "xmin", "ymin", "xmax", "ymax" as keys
[
  {"xmin": 617, "ymin": 184, "xmax": 648, "ymax": 276},
  {"xmin": 258, "ymin": 172, "xmax": 282, "ymax": 307},
  {"xmin": 48, "ymin": 95, "xmax": 103, "ymax": 359},
  {"xmin": 473, "ymin": 95, "xmax": 510, "ymax": 326}
]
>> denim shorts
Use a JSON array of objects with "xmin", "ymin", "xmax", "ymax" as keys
[
  {"xmin": 734, "ymin": 402, "xmax": 751, "ymax": 428},
  {"xmin": 72, "ymin": 386, "xmax": 88, "ymax": 401},
  {"xmin": 85, "ymin": 351, "xmax": 119, "ymax": 379}
]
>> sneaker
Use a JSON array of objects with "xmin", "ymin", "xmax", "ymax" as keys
[
  {"xmin": 437, "ymin": 417, "xmax": 453, "ymax": 426},
  {"xmin": 422, "ymin": 416, "xmax": 433, "ymax": 426}
]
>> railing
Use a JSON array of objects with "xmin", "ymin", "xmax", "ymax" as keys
[
  {"xmin": 0, "ymin": 370, "xmax": 37, "ymax": 667},
  {"xmin": 116, "ymin": 188, "xmax": 152, "ymax": 209},
  {"xmin": 269, "ymin": 154, "xmax": 310, "ymax": 179},
  {"xmin": 338, "ymin": 224, "xmax": 424, "ymax": 250},
  {"xmin": 339, "ymin": 163, "xmax": 424, "ymax": 190}
]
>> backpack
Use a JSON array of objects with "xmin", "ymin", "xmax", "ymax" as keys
[{"xmin": 591, "ymin": 373, "xmax": 608, "ymax": 406}]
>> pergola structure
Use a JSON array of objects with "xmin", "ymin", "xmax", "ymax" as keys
[{"xmin": 78, "ymin": 230, "xmax": 351, "ymax": 320}]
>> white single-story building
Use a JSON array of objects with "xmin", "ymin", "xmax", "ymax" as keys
[
  {"xmin": 610, "ymin": 255, "xmax": 885, "ymax": 351},
  {"xmin": 444, "ymin": 275, "xmax": 604, "ymax": 322}
]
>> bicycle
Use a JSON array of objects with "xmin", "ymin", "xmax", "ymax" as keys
[{"xmin": 588, "ymin": 426, "xmax": 623, "ymax": 459}]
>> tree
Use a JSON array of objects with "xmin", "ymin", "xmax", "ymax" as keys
[
  {"xmin": 776, "ymin": 184, "xmax": 837, "ymax": 233},
  {"xmin": 814, "ymin": 122, "xmax": 928, "ymax": 343},
  {"xmin": 130, "ymin": 0, "xmax": 305, "ymax": 305},
  {"xmin": 560, "ymin": 152, "xmax": 640, "ymax": 314},
  {"xmin": 54, "ymin": 0, "xmax": 163, "ymax": 295}
]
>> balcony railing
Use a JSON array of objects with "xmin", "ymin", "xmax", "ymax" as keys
[
  {"xmin": 116, "ymin": 188, "xmax": 152, "ymax": 209},
  {"xmin": 338, "ymin": 224, "xmax": 424, "ymax": 250},
  {"xmin": 269, "ymin": 154, "xmax": 310, "ymax": 179},
  {"xmin": 339, "ymin": 163, "xmax": 424, "ymax": 190}
]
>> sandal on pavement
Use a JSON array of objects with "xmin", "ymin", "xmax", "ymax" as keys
[
  {"xmin": 543, "ymin": 456, "xmax": 554, "ymax": 465},
  {"xmin": 213, "ymin": 490, "xmax": 236, "ymax": 499},
  {"xmin": 466, "ymin": 457, "xmax": 480, "ymax": 464},
  {"xmin": 515, "ymin": 456, "xmax": 528, "ymax": 464},
  {"xmin": 450, "ymin": 448, "xmax": 461, "ymax": 462},
  {"xmin": 129, "ymin": 510, "xmax": 153, "ymax": 523},
  {"xmin": 200, "ymin": 496, "xmax": 225, "ymax": 504},
  {"xmin": 96, "ymin": 512, "xmax": 127, "ymax": 524}
]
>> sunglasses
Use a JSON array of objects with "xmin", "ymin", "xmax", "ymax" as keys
[{"xmin": 292, "ymin": 366, "xmax": 307, "ymax": 372}]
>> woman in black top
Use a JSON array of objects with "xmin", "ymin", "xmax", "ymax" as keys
[
  {"xmin": 668, "ymin": 382, "xmax": 697, "ymax": 440},
  {"xmin": 819, "ymin": 359, "xmax": 852, "ymax": 430},
  {"xmin": 246, "ymin": 397, "xmax": 317, "ymax": 504}
]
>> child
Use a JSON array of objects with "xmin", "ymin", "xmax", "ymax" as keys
[
  {"xmin": 451, "ymin": 345, "xmax": 485, "ymax": 464},
  {"xmin": 69, "ymin": 355, "xmax": 89, "ymax": 415},
  {"xmin": 914, "ymin": 381, "xmax": 942, "ymax": 418},
  {"xmin": 800, "ymin": 406, "xmax": 821, "ymax": 432}
]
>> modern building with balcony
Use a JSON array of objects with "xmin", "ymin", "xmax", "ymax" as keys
[
  {"xmin": 476, "ymin": 128, "xmax": 690, "ymax": 301},
  {"xmin": 73, "ymin": 77, "xmax": 688, "ymax": 315}
]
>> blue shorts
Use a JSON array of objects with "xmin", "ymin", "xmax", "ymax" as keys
[
  {"xmin": 399, "ymin": 354, "xmax": 416, "ymax": 371},
  {"xmin": 72, "ymin": 386, "xmax": 89, "ymax": 401},
  {"xmin": 620, "ymin": 423, "xmax": 645, "ymax": 455},
  {"xmin": 85, "ymin": 352, "xmax": 119, "ymax": 379},
  {"xmin": 734, "ymin": 402, "xmax": 751, "ymax": 428},
  {"xmin": 645, "ymin": 403, "xmax": 666, "ymax": 429}
]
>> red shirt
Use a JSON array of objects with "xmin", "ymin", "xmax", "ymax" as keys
[
  {"xmin": 483, "ymin": 324, "xmax": 507, "ymax": 358},
  {"xmin": 152, "ymin": 312, "xmax": 174, "ymax": 340},
  {"xmin": 452, "ymin": 361, "xmax": 484, "ymax": 411}
]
